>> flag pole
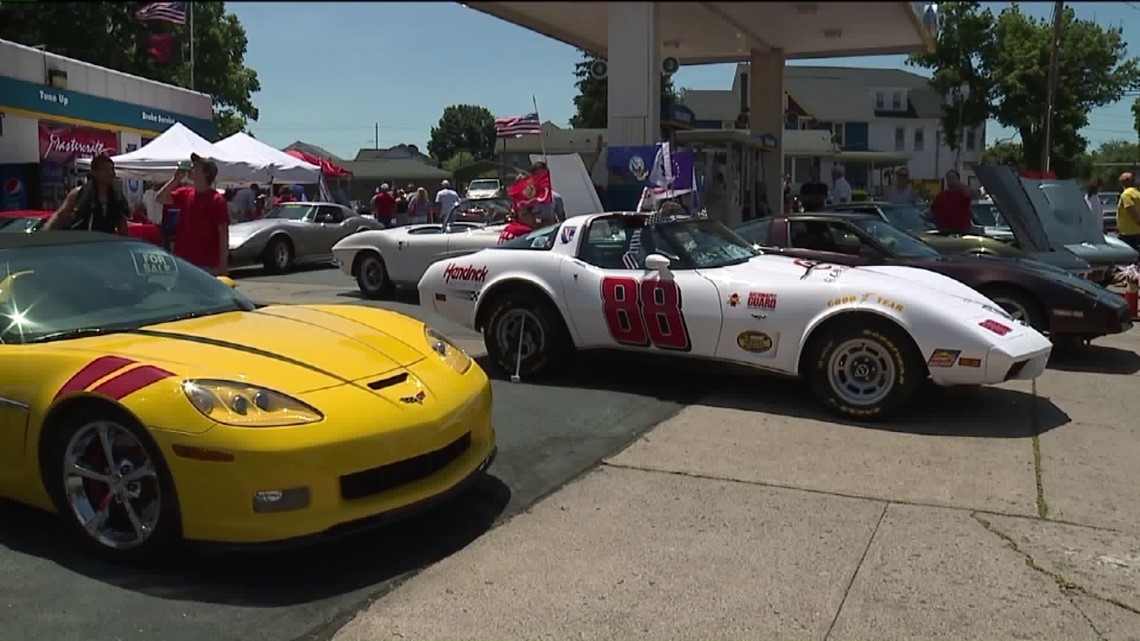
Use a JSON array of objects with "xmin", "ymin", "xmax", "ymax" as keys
[{"xmin": 188, "ymin": 2, "xmax": 195, "ymax": 91}]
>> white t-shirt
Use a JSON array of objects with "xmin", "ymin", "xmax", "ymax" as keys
[
  {"xmin": 832, "ymin": 177, "xmax": 853, "ymax": 203},
  {"xmin": 435, "ymin": 188, "xmax": 461, "ymax": 218},
  {"xmin": 885, "ymin": 186, "xmax": 917, "ymax": 205},
  {"xmin": 142, "ymin": 189, "xmax": 163, "ymax": 225}
]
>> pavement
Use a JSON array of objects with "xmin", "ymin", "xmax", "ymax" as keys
[{"xmin": 4, "ymin": 264, "xmax": 1139, "ymax": 641}]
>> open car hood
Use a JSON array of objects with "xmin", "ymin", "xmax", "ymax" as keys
[{"xmin": 975, "ymin": 165, "xmax": 1138, "ymax": 265}]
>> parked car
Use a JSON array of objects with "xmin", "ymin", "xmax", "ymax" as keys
[
  {"xmin": 333, "ymin": 196, "xmax": 514, "ymax": 298},
  {"xmin": 1099, "ymin": 191, "xmax": 1119, "ymax": 234},
  {"xmin": 734, "ymin": 212, "xmax": 1132, "ymax": 344},
  {"xmin": 465, "ymin": 178, "xmax": 503, "ymax": 199},
  {"xmin": 975, "ymin": 165, "xmax": 1138, "ymax": 282},
  {"xmin": 0, "ymin": 209, "xmax": 162, "ymax": 246},
  {"xmin": 970, "ymin": 198, "xmax": 1016, "ymax": 243},
  {"xmin": 227, "ymin": 201, "xmax": 385, "ymax": 273}
]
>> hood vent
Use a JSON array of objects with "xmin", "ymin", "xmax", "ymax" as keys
[{"xmin": 367, "ymin": 372, "xmax": 408, "ymax": 390}]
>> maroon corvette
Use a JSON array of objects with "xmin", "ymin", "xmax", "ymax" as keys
[{"xmin": 733, "ymin": 211, "xmax": 1131, "ymax": 343}]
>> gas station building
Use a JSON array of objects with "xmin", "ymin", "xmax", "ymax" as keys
[{"xmin": 465, "ymin": 2, "xmax": 936, "ymax": 224}]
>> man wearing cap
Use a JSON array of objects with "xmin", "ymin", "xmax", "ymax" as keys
[
  {"xmin": 156, "ymin": 154, "xmax": 231, "ymax": 276},
  {"xmin": 434, "ymin": 180, "xmax": 460, "ymax": 223},
  {"xmin": 373, "ymin": 183, "xmax": 396, "ymax": 228}
]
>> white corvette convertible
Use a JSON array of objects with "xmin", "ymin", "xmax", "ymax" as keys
[
  {"xmin": 418, "ymin": 212, "xmax": 1054, "ymax": 420},
  {"xmin": 333, "ymin": 197, "xmax": 513, "ymax": 298}
]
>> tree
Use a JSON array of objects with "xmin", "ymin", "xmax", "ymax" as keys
[
  {"xmin": 570, "ymin": 50, "xmax": 678, "ymax": 129},
  {"xmin": 908, "ymin": 2, "xmax": 1140, "ymax": 176},
  {"xmin": 981, "ymin": 141, "xmax": 1024, "ymax": 168},
  {"xmin": 1087, "ymin": 140, "xmax": 1140, "ymax": 189},
  {"xmin": 427, "ymin": 105, "xmax": 496, "ymax": 164},
  {"xmin": 442, "ymin": 150, "xmax": 476, "ymax": 173},
  {"xmin": 0, "ymin": 1, "xmax": 259, "ymax": 137}
]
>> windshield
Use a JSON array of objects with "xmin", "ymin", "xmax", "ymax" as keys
[
  {"xmin": 0, "ymin": 240, "xmax": 255, "ymax": 345},
  {"xmin": 447, "ymin": 197, "xmax": 512, "ymax": 227},
  {"xmin": 848, "ymin": 217, "xmax": 941, "ymax": 259},
  {"xmin": 1099, "ymin": 192, "xmax": 1120, "ymax": 208},
  {"xmin": 0, "ymin": 217, "xmax": 43, "ymax": 234},
  {"xmin": 467, "ymin": 180, "xmax": 500, "ymax": 192},
  {"xmin": 655, "ymin": 219, "xmax": 760, "ymax": 268},
  {"xmin": 497, "ymin": 223, "xmax": 558, "ymax": 250},
  {"xmin": 971, "ymin": 201, "xmax": 1006, "ymax": 227},
  {"xmin": 879, "ymin": 205, "xmax": 935, "ymax": 232},
  {"xmin": 265, "ymin": 204, "xmax": 314, "ymax": 220}
]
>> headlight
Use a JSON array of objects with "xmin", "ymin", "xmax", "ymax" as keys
[
  {"xmin": 182, "ymin": 380, "xmax": 324, "ymax": 427},
  {"xmin": 424, "ymin": 326, "xmax": 472, "ymax": 374}
]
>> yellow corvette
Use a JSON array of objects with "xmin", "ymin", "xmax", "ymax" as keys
[{"xmin": 0, "ymin": 232, "xmax": 496, "ymax": 562}]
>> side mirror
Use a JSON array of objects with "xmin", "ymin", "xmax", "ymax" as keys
[
  {"xmin": 644, "ymin": 253, "xmax": 671, "ymax": 271},
  {"xmin": 217, "ymin": 276, "xmax": 237, "ymax": 288}
]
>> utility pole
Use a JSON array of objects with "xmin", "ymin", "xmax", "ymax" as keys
[
  {"xmin": 1041, "ymin": 0, "xmax": 1064, "ymax": 173},
  {"xmin": 374, "ymin": 123, "xmax": 379, "ymax": 149}
]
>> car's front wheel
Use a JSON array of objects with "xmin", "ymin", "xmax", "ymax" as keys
[
  {"xmin": 43, "ymin": 405, "xmax": 181, "ymax": 563},
  {"xmin": 482, "ymin": 290, "xmax": 572, "ymax": 380},
  {"xmin": 355, "ymin": 251, "xmax": 393, "ymax": 299},
  {"xmin": 806, "ymin": 318, "xmax": 923, "ymax": 421},
  {"xmin": 982, "ymin": 287, "xmax": 1045, "ymax": 332},
  {"xmin": 262, "ymin": 236, "xmax": 293, "ymax": 274}
]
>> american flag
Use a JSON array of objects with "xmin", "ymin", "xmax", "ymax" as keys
[
  {"xmin": 494, "ymin": 113, "xmax": 542, "ymax": 138},
  {"xmin": 136, "ymin": 2, "xmax": 188, "ymax": 25}
]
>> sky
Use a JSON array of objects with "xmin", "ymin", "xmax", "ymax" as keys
[{"xmin": 227, "ymin": 1, "xmax": 1140, "ymax": 160}]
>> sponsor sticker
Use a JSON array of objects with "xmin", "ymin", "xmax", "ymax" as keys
[
  {"xmin": 131, "ymin": 249, "xmax": 178, "ymax": 276},
  {"xmin": 828, "ymin": 295, "xmax": 857, "ymax": 307},
  {"xmin": 747, "ymin": 292, "xmax": 777, "ymax": 310},
  {"xmin": 928, "ymin": 349, "xmax": 960, "ymax": 368},
  {"xmin": 727, "ymin": 293, "xmax": 740, "ymax": 307},
  {"xmin": 443, "ymin": 263, "xmax": 489, "ymax": 284},
  {"xmin": 560, "ymin": 226, "xmax": 577, "ymax": 244},
  {"xmin": 958, "ymin": 357, "xmax": 982, "ymax": 368},
  {"xmin": 736, "ymin": 330, "xmax": 773, "ymax": 353},
  {"xmin": 979, "ymin": 319, "xmax": 1012, "ymax": 336}
]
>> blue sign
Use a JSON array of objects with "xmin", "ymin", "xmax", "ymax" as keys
[
  {"xmin": 0, "ymin": 76, "xmax": 217, "ymax": 139},
  {"xmin": 607, "ymin": 144, "xmax": 694, "ymax": 190}
]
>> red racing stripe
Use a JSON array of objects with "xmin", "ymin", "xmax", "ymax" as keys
[
  {"xmin": 91, "ymin": 365, "xmax": 176, "ymax": 401},
  {"xmin": 53, "ymin": 356, "xmax": 136, "ymax": 401}
]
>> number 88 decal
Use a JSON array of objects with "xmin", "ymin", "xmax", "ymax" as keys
[{"xmin": 600, "ymin": 276, "xmax": 691, "ymax": 351}]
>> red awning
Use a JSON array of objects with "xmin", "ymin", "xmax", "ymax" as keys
[
  {"xmin": 285, "ymin": 149, "xmax": 352, "ymax": 178},
  {"xmin": 1020, "ymin": 170, "xmax": 1057, "ymax": 179}
]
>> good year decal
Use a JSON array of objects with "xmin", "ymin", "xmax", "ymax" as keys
[{"xmin": 600, "ymin": 276, "xmax": 692, "ymax": 352}]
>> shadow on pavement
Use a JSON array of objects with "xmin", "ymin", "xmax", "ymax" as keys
[
  {"xmin": 229, "ymin": 263, "xmax": 338, "ymax": 280},
  {"xmin": 479, "ymin": 351, "xmax": 1070, "ymax": 439},
  {"xmin": 1048, "ymin": 343, "xmax": 1140, "ymax": 376},
  {"xmin": 0, "ymin": 473, "xmax": 509, "ymax": 607}
]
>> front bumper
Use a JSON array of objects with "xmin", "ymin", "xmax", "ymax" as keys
[
  {"xmin": 1049, "ymin": 302, "xmax": 1133, "ymax": 337},
  {"xmin": 154, "ymin": 364, "xmax": 497, "ymax": 545},
  {"xmin": 228, "ymin": 243, "xmax": 264, "ymax": 267},
  {"xmin": 928, "ymin": 325, "xmax": 1052, "ymax": 386}
]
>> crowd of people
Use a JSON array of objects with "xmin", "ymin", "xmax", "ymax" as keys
[{"xmin": 366, "ymin": 180, "xmax": 460, "ymax": 228}]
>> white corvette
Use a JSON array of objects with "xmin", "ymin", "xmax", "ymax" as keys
[
  {"xmin": 333, "ymin": 197, "xmax": 513, "ymax": 298},
  {"xmin": 418, "ymin": 212, "xmax": 1054, "ymax": 420}
]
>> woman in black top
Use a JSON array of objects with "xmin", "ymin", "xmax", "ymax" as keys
[
  {"xmin": 394, "ymin": 188, "xmax": 409, "ymax": 226},
  {"xmin": 45, "ymin": 155, "xmax": 130, "ymax": 235}
]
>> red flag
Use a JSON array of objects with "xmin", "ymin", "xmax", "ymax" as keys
[
  {"xmin": 507, "ymin": 170, "xmax": 553, "ymax": 210},
  {"xmin": 137, "ymin": 32, "xmax": 180, "ymax": 63}
]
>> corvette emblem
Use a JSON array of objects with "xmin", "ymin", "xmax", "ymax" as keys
[{"xmin": 399, "ymin": 390, "xmax": 426, "ymax": 404}]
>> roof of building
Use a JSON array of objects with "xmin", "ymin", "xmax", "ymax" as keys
[
  {"xmin": 339, "ymin": 159, "xmax": 453, "ymax": 182},
  {"xmin": 283, "ymin": 141, "xmax": 344, "ymax": 162},
  {"xmin": 354, "ymin": 144, "xmax": 434, "ymax": 163}
]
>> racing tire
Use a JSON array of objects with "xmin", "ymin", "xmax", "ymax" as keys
[
  {"xmin": 42, "ymin": 404, "xmax": 181, "ymax": 564},
  {"xmin": 482, "ymin": 289, "xmax": 572, "ymax": 380},
  {"xmin": 981, "ymin": 287, "xmax": 1045, "ymax": 332},
  {"xmin": 262, "ymin": 236, "xmax": 293, "ymax": 274},
  {"xmin": 806, "ymin": 318, "xmax": 924, "ymax": 421},
  {"xmin": 355, "ymin": 251, "xmax": 394, "ymax": 299}
]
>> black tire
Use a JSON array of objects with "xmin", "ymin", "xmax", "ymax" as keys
[
  {"xmin": 42, "ymin": 404, "xmax": 181, "ymax": 564},
  {"xmin": 981, "ymin": 286, "xmax": 1046, "ymax": 332},
  {"xmin": 354, "ymin": 251, "xmax": 394, "ymax": 299},
  {"xmin": 806, "ymin": 317, "xmax": 924, "ymax": 421},
  {"xmin": 262, "ymin": 236, "xmax": 293, "ymax": 274},
  {"xmin": 481, "ymin": 289, "xmax": 572, "ymax": 380}
]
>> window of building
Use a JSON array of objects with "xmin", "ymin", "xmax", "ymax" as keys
[
  {"xmin": 966, "ymin": 128, "xmax": 977, "ymax": 151},
  {"xmin": 913, "ymin": 127, "xmax": 925, "ymax": 152},
  {"xmin": 892, "ymin": 91, "xmax": 903, "ymax": 110},
  {"xmin": 894, "ymin": 127, "xmax": 906, "ymax": 151},
  {"xmin": 875, "ymin": 91, "xmax": 885, "ymax": 109},
  {"xmin": 833, "ymin": 122, "xmax": 845, "ymax": 147}
]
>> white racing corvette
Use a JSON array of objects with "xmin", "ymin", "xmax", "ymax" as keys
[
  {"xmin": 417, "ymin": 212, "xmax": 1054, "ymax": 420},
  {"xmin": 333, "ymin": 197, "xmax": 513, "ymax": 298}
]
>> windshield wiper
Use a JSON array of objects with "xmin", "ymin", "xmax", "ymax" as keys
[{"xmin": 27, "ymin": 327, "xmax": 132, "ymax": 344}]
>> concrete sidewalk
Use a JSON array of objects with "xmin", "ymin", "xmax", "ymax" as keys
[{"xmin": 333, "ymin": 330, "xmax": 1140, "ymax": 641}]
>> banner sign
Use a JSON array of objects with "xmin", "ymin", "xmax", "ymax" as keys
[
  {"xmin": 607, "ymin": 144, "xmax": 694, "ymax": 191},
  {"xmin": 39, "ymin": 123, "xmax": 119, "ymax": 164}
]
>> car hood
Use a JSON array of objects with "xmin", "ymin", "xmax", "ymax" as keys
[
  {"xmin": 931, "ymin": 254, "xmax": 1125, "ymax": 308},
  {"xmin": 56, "ymin": 305, "xmax": 429, "ymax": 394},
  {"xmin": 229, "ymin": 218, "xmax": 290, "ymax": 244},
  {"xmin": 975, "ymin": 165, "xmax": 1139, "ymax": 265}
]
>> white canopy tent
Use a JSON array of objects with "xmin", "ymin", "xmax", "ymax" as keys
[
  {"xmin": 214, "ymin": 132, "xmax": 322, "ymax": 184},
  {"xmin": 75, "ymin": 122, "xmax": 268, "ymax": 183}
]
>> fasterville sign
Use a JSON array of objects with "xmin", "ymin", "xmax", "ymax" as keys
[{"xmin": 0, "ymin": 75, "xmax": 217, "ymax": 139}]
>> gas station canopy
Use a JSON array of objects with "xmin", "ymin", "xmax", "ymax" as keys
[{"xmin": 464, "ymin": 2, "xmax": 933, "ymax": 64}]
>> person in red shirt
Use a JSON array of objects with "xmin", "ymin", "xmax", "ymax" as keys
[
  {"xmin": 930, "ymin": 169, "xmax": 974, "ymax": 233},
  {"xmin": 373, "ymin": 184, "xmax": 396, "ymax": 227},
  {"xmin": 498, "ymin": 206, "xmax": 537, "ymax": 244},
  {"xmin": 156, "ymin": 153, "xmax": 231, "ymax": 276}
]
